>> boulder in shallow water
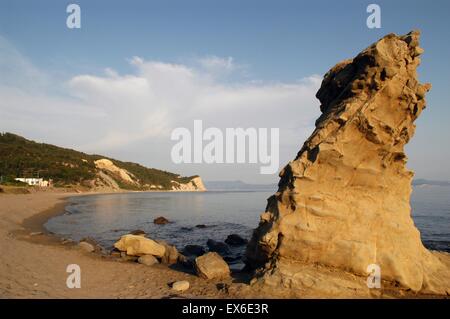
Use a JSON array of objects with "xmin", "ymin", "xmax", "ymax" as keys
[
  {"xmin": 225, "ymin": 234, "xmax": 248, "ymax": 246},
  {"xmin": 207, "ymin": 239, "xmax": 231, "ymax": 255},
  {"xmin": 154, "ymin": 216, "xmax": 169, "ymax": 225},
  {"xmin": 114, "ymin": 234, "xmax": 166, "ymax": 257},
  {"xmin": 183, "ymin": 244, "xmax": 206, "ymax": 257},
  {"xmin": 138, "ymin": 255, "xmax": 159, "ymax": 266},
  {"xmin": 195, "ymin": 252, "xmax": 230, "ymax": 279}
]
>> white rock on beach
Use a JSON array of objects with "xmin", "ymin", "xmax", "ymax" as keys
[
  {"xmin": 138, "ymin": 255, "xmax": 159, "ymax": 266},
  {"xmin": 172, "ymin": 280, "xmax": 190, "ymax": 292},
  {"xmin": 78, "ymin": 241, "xmax": 95, "ymax": 253},
  {"xmin": 114, "ymin": 234, "xmax": 166, "ymax": 257}
]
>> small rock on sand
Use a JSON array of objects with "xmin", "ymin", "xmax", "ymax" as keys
[
  {"xmin": 29, "ymin": 232, "xmax": 43, "ymax": 236},
  {"xmin": 78, "ymin": 241, "xmax": 95, "ymax": 253},
  {"xmin": 172, "ymin": 280, "xmax": 190, "ymax": 292},
  {"xmin": 138, "ymin": 255, "xmax": 159, "ymax": 266}
]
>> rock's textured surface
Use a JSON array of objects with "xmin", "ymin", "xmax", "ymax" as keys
[
  {"xmin": 156, "ymin": 240, "xmax": 180, "ymax": 265},
  {"xmin": 246, "ymin": 31, "xmax": 450, "ymax": 295},
  {"xmin": 114, "ymin": 234, "xmax": 166, "ymax": 257},
  {"xmin": 195, "ymin": 252, "xmax": 230, "ymax": 280}
]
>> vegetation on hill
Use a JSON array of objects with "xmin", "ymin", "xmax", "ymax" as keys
[{"xmin": 0, "ymin": 132, "xmax": 198, "ymax": 190}]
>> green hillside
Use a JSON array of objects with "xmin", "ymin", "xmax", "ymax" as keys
[{"xmin": 0, "ymin": 132, "xmax": 197, "ymax": 190}]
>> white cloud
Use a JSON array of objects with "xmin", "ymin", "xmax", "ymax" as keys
[
  {"xmin": 198, "ymin": 55, "xmax": 235, "ymax": 74},
  {"xmin": 0, "ymin": 36, "xmax": 322, "ymax": 181}
]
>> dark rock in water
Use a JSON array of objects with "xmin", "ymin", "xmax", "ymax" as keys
[
  {"xmin": 130, "ymin": 229, "xmax": 146, "ymax": 236},
  {"xmin": 223, "ymin": 256, "xmax": 242, "ymax": 263},
  {"xmin": 225, "ymin": 234, "xmax": 248, "ymax": 246},
  {"xmin": 195, "ymin": 224, "xmax": 207, "ymax": 229},
  {"xmin": 207, "ymin": 239, "xmax": 231, "ymax": 255},
  {"xmin": 183, "ymin": 244, "xmax": 206, "ymax": 257},
  {"xmin": 154, "ymin": 216, "xmax": 169, "ymax": 225}
]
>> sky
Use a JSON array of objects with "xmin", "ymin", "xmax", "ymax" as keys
[{"xmin": 0, "ymin": 0, "xmax": 449, "ymax": 183}]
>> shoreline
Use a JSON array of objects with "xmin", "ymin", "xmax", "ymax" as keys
[{"xmin": 0, "ymin": 191, "xmax": 241, "ymax": 298}]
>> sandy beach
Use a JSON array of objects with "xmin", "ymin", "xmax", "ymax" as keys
[
  {"xmin": 1, "ymin": 191, "xmax": 449, "ymax": 299},
  {"xmin": 0, "ymin": 191, "xmax": 246, "ymax": 299}
]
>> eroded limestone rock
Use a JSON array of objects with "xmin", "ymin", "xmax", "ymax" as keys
[{"xmin": 246, "ymin": 31, "xmax": 450, "ymax": 295}]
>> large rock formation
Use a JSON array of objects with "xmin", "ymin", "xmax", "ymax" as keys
[{"xmin": 246, "ymin": 31, "xmax": 450, "ymax": 296}]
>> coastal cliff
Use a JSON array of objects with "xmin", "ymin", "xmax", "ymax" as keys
[
  {"xmin": 0, "ymin": 133, "xmax": 206, "ymax": 192},
  {"xmin": 245, "ymin": 31, "xmax": 450, "ymax": 296}
]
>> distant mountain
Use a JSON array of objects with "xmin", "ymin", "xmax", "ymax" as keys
[
  {"xmin": 412, "ymin": 179, "xmax": 450, "ymax": 187},
  {"xmin": 0, "ymin": 132, "xmax": 205, "ymax": 191},
  {"xmin": 204, "ymin": 180, "xmax": 277, "ymax": 191}
]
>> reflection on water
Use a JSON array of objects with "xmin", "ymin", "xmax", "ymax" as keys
[{"xmin": 45, "ymin": 186, "xmax": 450, "ymax": 254}]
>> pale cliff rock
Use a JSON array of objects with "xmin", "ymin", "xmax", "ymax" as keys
[
  {"xmin": 171, "ymin": 176, "xmax": 207, "ymax": 191},
  {"xmin": 245, "ymin": 31, "xmax": 450, "ymax": 296},
  {"xmin": 94, "ymin": 159, "xmax": 138, "ymax": 185}
]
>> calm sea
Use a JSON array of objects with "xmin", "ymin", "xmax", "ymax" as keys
[{"xmin": 45, "ymin": 185, "xmax": 450, "ymax": 257}]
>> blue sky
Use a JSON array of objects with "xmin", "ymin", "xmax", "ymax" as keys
[{"xmin": 1, "ymin": 0, "xmax": 450, "ymax": 182}]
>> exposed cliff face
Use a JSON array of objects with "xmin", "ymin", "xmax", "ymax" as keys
[
  {"xmin": 246, "ymin": 31, "xmax": 450, "ymax": 295},
  {"xmin": 94, "ymin": 159, "xmax": 139, "ymax": 186},
  {"xmin": 171, "ymin": 176, "xmax": 206, "ymax": 191},
  {"xmin": 92, "ymin": 158, "xmax": 206, "ymax": 192}
]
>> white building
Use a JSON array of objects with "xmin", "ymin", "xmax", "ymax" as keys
[{"xmin": 15, "ymin": 178, "xmax": 49, "ymax": 187}]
